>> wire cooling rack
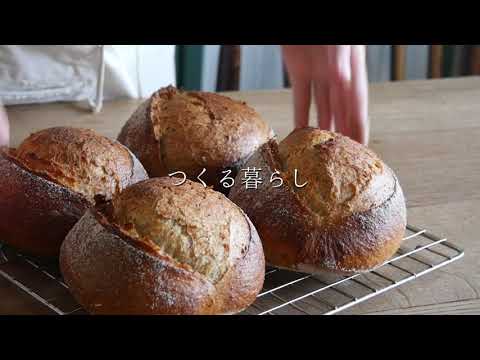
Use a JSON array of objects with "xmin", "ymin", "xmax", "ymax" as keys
[{"xmin": 0, "ymin": 224, "xmax": 464, "ymax": 315}]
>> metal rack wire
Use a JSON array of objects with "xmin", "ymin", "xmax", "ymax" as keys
[{"xmin": 0, "ymin": 224, "xmax": 464, "ymax": 315}]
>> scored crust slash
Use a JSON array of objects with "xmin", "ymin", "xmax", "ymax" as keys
[
  {"xmin": 117, "ymin": 85, "xmax": 275, "ymax": 194},
  {"xmin": 229, "ymin": 127, "xmax": 407, "ymax": 275},
  {"xmin": 0, "ymin": 127, "xmax": 148, "ymax": 257},
  {"xmin": 0, "ymin": 88, "xmax": 410, "ymax": 315},
  {"xmin": 60, "ymin": 178, "xmax": 265, "ymax": 315}
]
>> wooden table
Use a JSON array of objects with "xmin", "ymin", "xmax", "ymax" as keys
[{"xmin": 2, "ymin": 77, "xmax": 479, "ymax": 315}]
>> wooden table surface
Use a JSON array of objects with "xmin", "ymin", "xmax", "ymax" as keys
[{"xmin": 2, "ymin": 77, "xmax": 479, "ymax": 315}]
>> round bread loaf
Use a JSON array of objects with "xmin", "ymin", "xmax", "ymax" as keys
[
  {"xmin": 60, "ymin": 178, "xmax": 265, "ymax": 315},
  {"xmin": 117, "ymin": 85, "xmax": 274, "ymax": 192},
  {"xmin": 229, "ymin": 127, "xmax": 407, "ymax": 274},
  {"xmin": 0, "ymin": 127, "xmax": 148, "ymax": 257}
]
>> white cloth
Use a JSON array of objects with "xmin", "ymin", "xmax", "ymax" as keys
[{"xmin": 0, "ymin": 45, "xmax": 176, "ymax": 111}]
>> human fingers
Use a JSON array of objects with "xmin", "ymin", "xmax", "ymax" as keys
[
  {"xmin": 309, "ymin": 46, "xmax": 333, "ymax": 131},
  {"xmin": 349, "ymin": 45, "xmax": 369, "ymax": 145},
  {"xmin": 313, "ymin": 80, "xmax": 333, "ymax": 131},
  {"xmin": 327, "ymin": 45, "xmax": 352, "ymax": 138},
  {"xmin": 282, "ymin": 45, "xmax": 313, "ymax": 128}
]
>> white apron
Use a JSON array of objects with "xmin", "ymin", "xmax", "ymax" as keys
[{"xmin": 0, "ymin": 45, "xmax": 176, "ymax": 112}]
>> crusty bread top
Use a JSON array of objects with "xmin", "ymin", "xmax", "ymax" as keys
[
  {"xmin": 12, "ymin": 127, "xmax": 136, "ymax": 203},
  {"xmin": 278, "ymin": 128, "xmax": 396, "ymax": 225},
  {"xmin": 111, "ymin": 178, "xmax": 251, "ymax": 284},
  {"xmin": 148, "ymin": 86, "xmax": 274, "ymax": 176}
]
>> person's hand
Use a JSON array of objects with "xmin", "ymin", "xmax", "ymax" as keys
[
  {"xmin": 282, "ymin": 45, "xmax": 369, "ymax": 145},
  {"xmin": 0, "ymin": 104, "xmax": 10, "ymax": 147}
]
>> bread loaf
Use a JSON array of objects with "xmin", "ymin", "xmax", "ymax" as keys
[
  {"xmin": 60, "ymin": 178, "xmax": 265, "ymax": 315},
  {"xmin": 0, "ymin": 127, "xmax": 148, "ymax": 257},
  {"xmin": 229, "ymin": 127, "xmax": 407, "ymax": 274},
  {"xmin": 117, "ymin": 86, "xmax": 274, "ymax": 192}
]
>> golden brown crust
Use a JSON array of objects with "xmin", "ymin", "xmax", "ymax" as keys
[
  {"xmin": 111, "ymin": 178, "xmax": 252, "ymax": 284},
  {"xmin": 14, "ymin": 127, "xmax": 143, "ymax": 203},
  {"xmin": 229, "ymin": 128, "xmax": 407, "ymax": 274},
  {"xmin": 117, "ymin": 86, "xmax": 274, "ymax": 192},
  {"xmin": 60, "ymin": 178, "xmax": 265, "ymax": 315},
  {"xmin": 278, "ymin": 128, "xmax": 393, "ymax": 219},
  {"xmin": 0, "ymin": 128, "xmax": 148, "ymax": 257}
]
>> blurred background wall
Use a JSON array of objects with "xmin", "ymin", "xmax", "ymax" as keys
[
  {"xmin": 175, "ymin": 45, "xmax": 480, "ymax": 92},
  {"xmin": 3, "ymin": 45, "xmax": 477, "ymax": 107}
]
